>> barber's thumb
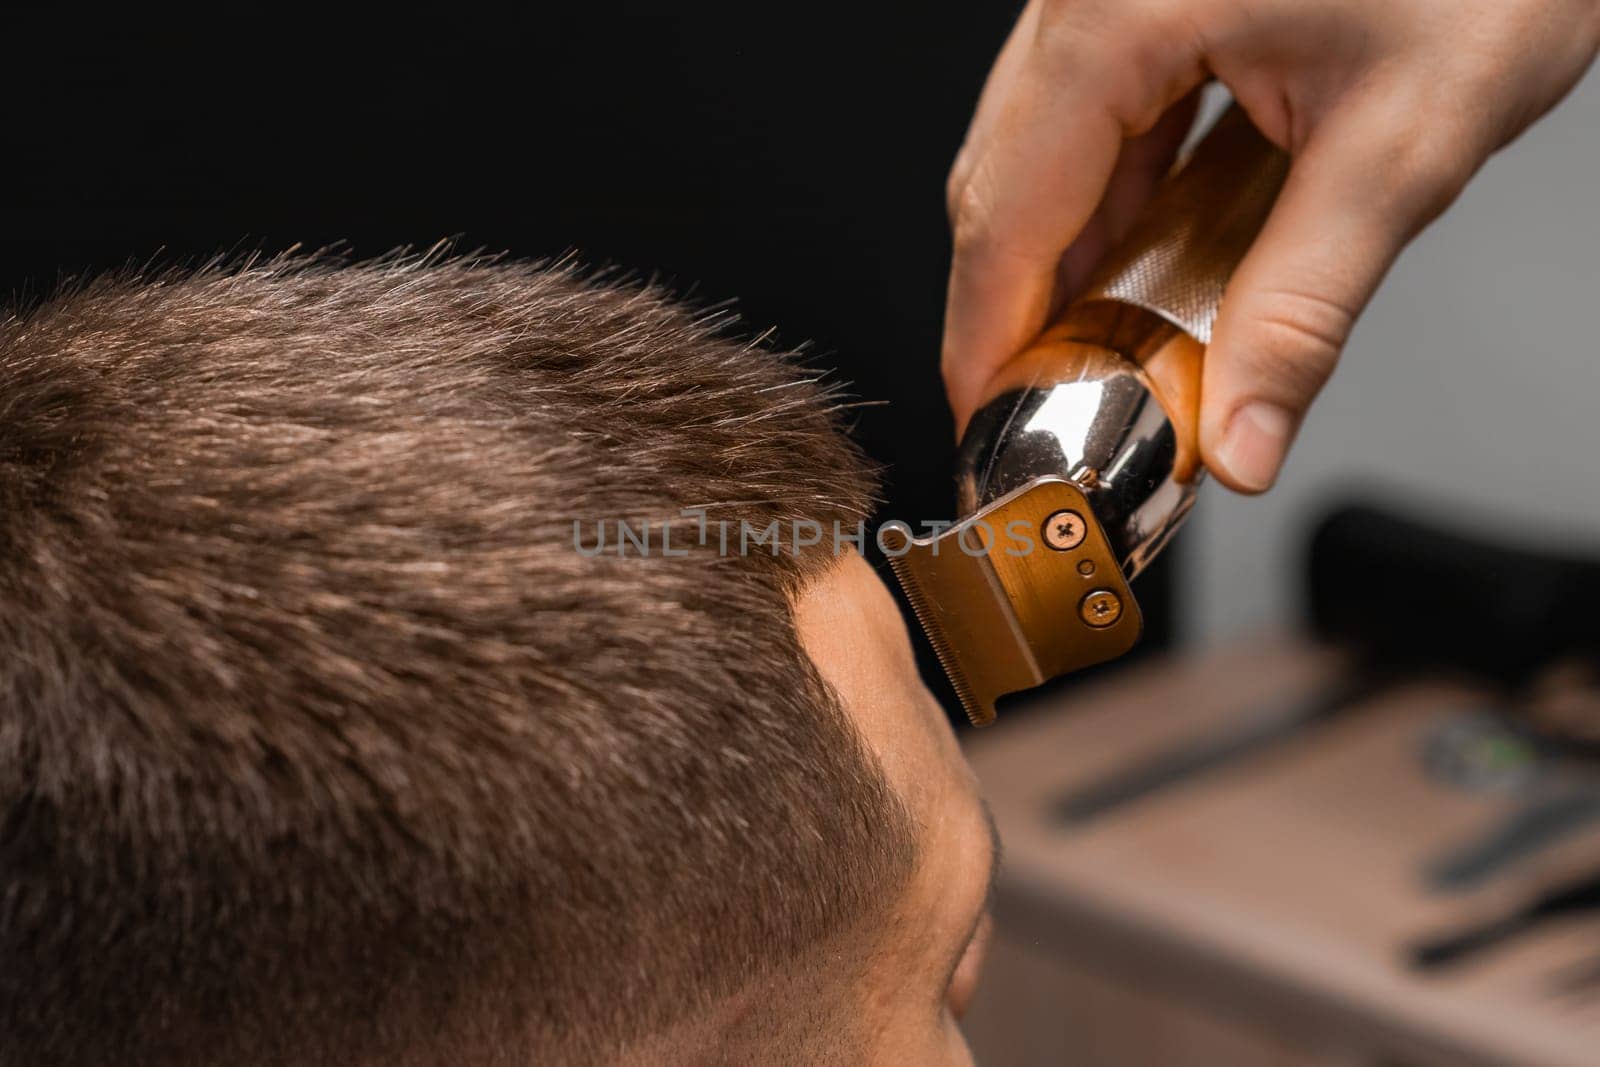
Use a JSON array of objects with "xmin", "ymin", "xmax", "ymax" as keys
[
  {"xmin": 1196, "ymin": 102, "xmax": 1464, "ymax": 494},
  {"xmin": 1199, "ymin": 285, "xmax": 1350, "ymax": 494}
]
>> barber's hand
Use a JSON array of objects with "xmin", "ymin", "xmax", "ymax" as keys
[{"xmin": 943, "ymin": 0, "xmax": 1600, "ymax": 491}]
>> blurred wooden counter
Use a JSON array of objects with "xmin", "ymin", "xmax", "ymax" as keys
[{"xmin": 962, "ymin": 637, "xmax": 1600, "ymax": 1067}]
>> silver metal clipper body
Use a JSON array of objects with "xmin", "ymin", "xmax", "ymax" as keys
[
  {"xmin": 956, "ymin": 105, "xmax": 1290, "ymax": 578},
  {"xmin": 886, "ymin": 106, "xmax": 1290, "ymax": 725}
]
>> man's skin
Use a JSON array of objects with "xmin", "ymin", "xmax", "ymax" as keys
[{"xmin": 793, "ymin": 551, "xmax": 997, "ymax": 1064}]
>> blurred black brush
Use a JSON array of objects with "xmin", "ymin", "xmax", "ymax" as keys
[
  {"xmin": 1411, "ymin": 866, "xmax": 1600, "ymax": 971},
  {"xmin": 1310, "ymin": 505, "xmax": 1600, "ymax": 688}
]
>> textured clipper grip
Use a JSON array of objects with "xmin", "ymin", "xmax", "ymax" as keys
[{"xmin": 1080, "ymin": 105, "xmax": 1290, "ymax": 343}]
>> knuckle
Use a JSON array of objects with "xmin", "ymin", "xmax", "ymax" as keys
[
  {"xmin": 1032, "ymin": 0, "xmax": 1086, "ymax": 35},
  {"xmin": 1365, "ymin": 106, "xmax": 1481, "ymax": 227},
  {"xmin": 1029, "ymin": 0, "xmax": 1193, "ymax": 132},
  {"xmin": 1033, "ymin": 0, "xmax": 1144, "ymax": 43},
  {"xmin": 1397, "ymin": 138, "xmax": 1475, "ymax": 222},
  {"xmin": 1243, "ymin": 287, "xmax": 1353, "ymax": 392},
  {"xmin": 948, "ymin": 166, "xmax": 1001, "ymax": 257},
  {"xmin": 945, "ymin": 156, "xmax": 973, "ymax": 226}
]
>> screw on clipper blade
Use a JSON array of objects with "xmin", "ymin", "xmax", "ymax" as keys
[{"xmin": 882, "ymin": 478, "xmax": 1141, "ymax": 726}]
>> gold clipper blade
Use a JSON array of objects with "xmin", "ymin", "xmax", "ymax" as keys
[{"xmin": 881, "ymin": 477, "xmax": 1142, "ymax": 726}]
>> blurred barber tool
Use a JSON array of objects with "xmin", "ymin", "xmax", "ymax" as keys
[
  {"xmin": 1054, "ymin": 673, "xmax": 1379, "ymax": 823},
  {"xmin": 1410, "ymin": 863, "xmax": 1600, "ymax": 972},
  {"xmin": 1418, "ymin": 708, "xmax": 1600, "ymax": 892},
  {"xmin": 1427, "ymin": 786, "xmax": 1600, "ymax": 891},
  {"xmin": 888, "ymin": 105, "xmax": 1289, "ymax": 725}
]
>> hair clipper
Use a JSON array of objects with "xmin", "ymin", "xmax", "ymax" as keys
[{"xmin": 884, "ymin": 106, "xmax": 1289, "ymax": 725}]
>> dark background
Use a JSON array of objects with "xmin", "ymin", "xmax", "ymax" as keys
[{"xmin": 6, "ymin": 9, "xmax": 1175, "ymax": 709}]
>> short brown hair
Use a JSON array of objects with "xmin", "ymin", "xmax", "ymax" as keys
[{"xmin": 0, "ymin": 255, "xmax": 916, "ymax": 1065}]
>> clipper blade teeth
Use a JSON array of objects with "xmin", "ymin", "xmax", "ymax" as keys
[{"xmin": 885, "ymin": 554, "xmax": 990, "ymax": 727}]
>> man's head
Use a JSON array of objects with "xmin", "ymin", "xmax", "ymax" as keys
[{"xmin": 0, "ymin": 257, "xmax": 993, "ymax": 1065}]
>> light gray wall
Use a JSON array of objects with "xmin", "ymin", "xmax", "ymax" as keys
[{"xmin": 1184, "ymin": 67, "xmax": 1600, "ymax": 644}]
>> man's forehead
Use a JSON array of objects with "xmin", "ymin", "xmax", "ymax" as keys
[
  {"xmin": 793, "ymin": 552, "xmax": 996, "ymax": 932},
  {"xmin": 791, "ymin": 552, "xmax": 956, "ymax": 805}
]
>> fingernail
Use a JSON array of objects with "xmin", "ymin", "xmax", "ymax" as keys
[{"xmin": 1216, "ymin": 402, "xmax": 1294, "ymax": 492}]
